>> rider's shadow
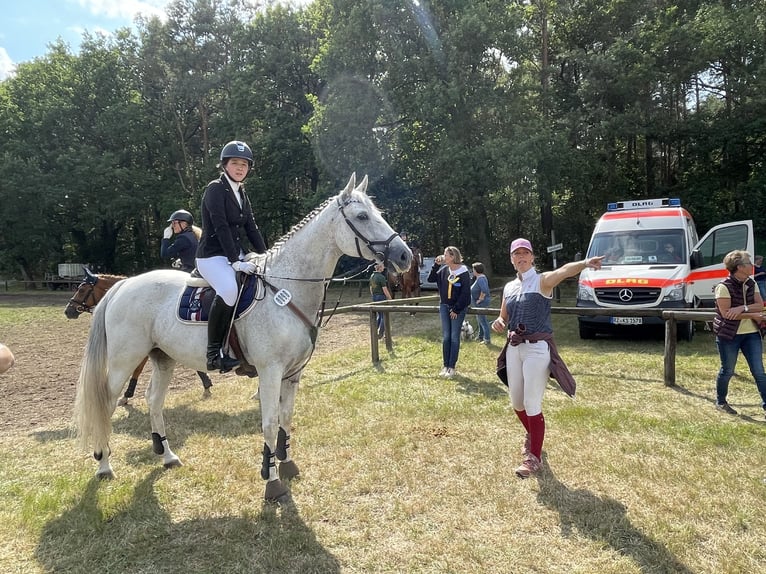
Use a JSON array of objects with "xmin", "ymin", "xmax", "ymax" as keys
[
  {"xmin": 536, "ymin": 456, "xmax": 694, "ymax": 574},
  {"xmin": 35, "ymin": 469, "xmax": 340, "ymax": 573}
]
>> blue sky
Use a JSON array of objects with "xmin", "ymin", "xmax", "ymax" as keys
[{"xmin": 0, "ymin": 0, "xmax": 309, "ymax": 81}]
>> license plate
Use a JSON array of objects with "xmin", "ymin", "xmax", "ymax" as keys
[{"xmin": 612, "ymin": 317, "xmax": 642, "ymax": 325}]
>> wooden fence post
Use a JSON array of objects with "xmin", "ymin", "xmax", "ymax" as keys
[
  {"xmin": 664, "ymin": 317, "xmax": 677, "ymax": 386},
  {"xmin": 370, "ymin": 311, "xmax": 380, "ymax": 364}
]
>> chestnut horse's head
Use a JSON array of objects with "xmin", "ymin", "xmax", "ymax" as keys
[{"xmin": 64, "ymin": 269, "xmax": 124, "ymax": 319}]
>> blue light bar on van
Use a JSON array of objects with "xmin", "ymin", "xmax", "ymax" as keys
[{"xmin": 606, "ymin": 198, "xmax": 681, "ymax": 211}]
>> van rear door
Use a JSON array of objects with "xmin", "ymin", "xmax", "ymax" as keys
[{"xmin": 688, "ymin": 220, "xmax": 754, "ymax": 307}]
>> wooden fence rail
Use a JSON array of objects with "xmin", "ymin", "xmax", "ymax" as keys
[{"xmin": 336, "ymin": 296, "xmax": 716, "ymax": 387}]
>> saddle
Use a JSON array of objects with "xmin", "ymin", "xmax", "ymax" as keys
[{"xmin": 177, "ymin": 271, "xmax": 265, "ymax": 378}]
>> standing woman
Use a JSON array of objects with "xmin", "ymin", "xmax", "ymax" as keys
[
  {"xmin": 161, "ymin": 209, "xmax": 201, "ymax": 272},
  {"xmin": 428, "ymin": 246, "xmax": 471, "ymax": 378},
  {"xmin": 471, "ymin": 262, "xmax": 491, "ymax": 344},
  {"xmin": 712, "ymin": 250, "xmax": 766, "ymax": 416},
  {"xmin": 493, "ymin": 238, "xmax": 603, "ymax": 478},
  {"xmin": 196, "ymin": 140, "xmax": 267, "ymax": 373}
]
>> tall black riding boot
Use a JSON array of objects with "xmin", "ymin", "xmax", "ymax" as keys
[{"xmin": 206, "ymin": 295, "xmax": 240, "ymax": 373}]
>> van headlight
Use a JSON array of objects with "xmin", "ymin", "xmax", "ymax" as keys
[
  {"xmin": 663, "ymin": 284, "xmax": 685, "ymax": 302},
  {"xmin": 577, "ymin": 284, "xmax": 595, "ymax": 302}
]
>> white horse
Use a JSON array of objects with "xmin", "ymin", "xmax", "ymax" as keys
[{"xmin": 74, "ymin": 173, "xmax": 412, "ymax": 501}]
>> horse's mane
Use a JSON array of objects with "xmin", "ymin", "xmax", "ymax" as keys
[
  {"xmin": 264, "ymin": 193, "xmax": 342, "ymax": 258},
  {"xmin": 97, "ymin": 273, "xmax": 128, "ymax": 282}
]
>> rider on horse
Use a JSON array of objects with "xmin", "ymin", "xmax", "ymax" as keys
[
  {"xmin": 161, "ymin": 209, "xmax": 201, "ymax": 272},
  {"xmin": 196, "ymin": 141, "xmax": 267, "ymax": 373}
]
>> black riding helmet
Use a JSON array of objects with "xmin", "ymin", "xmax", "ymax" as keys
[
  {"xmin": 167, "ymin": 209, "xmax": 194, "ymax": 225},
  {"xmin": 220, "ymin": 140, "xmax": 254, "ymax": 167}
]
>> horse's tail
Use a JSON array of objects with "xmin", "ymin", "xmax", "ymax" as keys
[{"xmin": 73, "ymin": 280, "xmax": 127, "ymax": 454}]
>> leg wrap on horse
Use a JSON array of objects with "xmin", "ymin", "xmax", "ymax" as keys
[
  {"xmin": 152, "ymin": 432, "xmax": 167, "ymax": 455},
  {"xmin": 206, "ymin": 295, "xmax": 240, "ymax": 373},
  {"xmin": 276, "ymin": 427, "xmax": 290, "ymax": 461},
  {"xmin": 198, "ymin": 371, "xmax": 213, "ymax": 389},
  {"xmin": 261, "ymin": 443, "xmax": 276, "ymax": 480},
  {"xmin": 124, "ymin": 378, "xmax": 138, "ymax": 399}
]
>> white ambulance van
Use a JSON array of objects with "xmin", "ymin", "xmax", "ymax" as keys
[{"xmin": 576, "ymin": 198, "xmax": 753, "ymax": 341}]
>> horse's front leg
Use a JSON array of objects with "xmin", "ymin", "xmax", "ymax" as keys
[
  {"xmin": 117, "ymin": 357, "xmax": 149, "ymax": 407},
  {"xmin": 258, "ymin": 368, "xmax": 289, "ymax": 501},
  {"xmin": 145, "ymin": 351, "xmax": 182, "ymax": 469},
  {"xmin": 275, "ymin": 373, "xmax": 301, "ymax": 482},
  {"xmin": 197, "ymin": 370, "xmax": 213, "ymax": 399}
]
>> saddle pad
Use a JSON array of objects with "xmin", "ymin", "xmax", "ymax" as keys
[{"xmin": 177, "ymin": 275, "xmax": 263, "ymax": 323}]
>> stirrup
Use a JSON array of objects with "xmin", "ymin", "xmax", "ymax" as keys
[{"xmin": 207, "ymin": 354, "xmax": 240, "ymax": 373}]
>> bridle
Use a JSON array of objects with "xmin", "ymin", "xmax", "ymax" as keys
[
  {"xmin": 337, "ymin": 197, "xmax": 399, "ymax": 264},
  {"xmin": 67, "ymin": 279, "xmax": 99, "ymax": 315}
]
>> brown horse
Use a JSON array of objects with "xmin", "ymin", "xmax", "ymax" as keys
[
  {"xmin": 399, "ymin": 246, "xmax": 423, "ymax": 299},
  {"xmin": 65, "ymin": 268, "xmax": 212, "ymax": 404},
  {"xmin": 386, "ymin": 269, "xmax": 399, "ymax": 299}
]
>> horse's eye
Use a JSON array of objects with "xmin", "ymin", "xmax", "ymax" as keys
[{"xmin": 357, "ymin": 212, "xmax": 369, "ymax": 221}]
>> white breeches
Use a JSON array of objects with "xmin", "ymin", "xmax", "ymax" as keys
[
  {"xmin": 196, "ymin": 256, "xmax": 238, "ymax": 305},
  {"xmin": 505, "ymin": 341, "xmax": 551, "ymax": 416}
]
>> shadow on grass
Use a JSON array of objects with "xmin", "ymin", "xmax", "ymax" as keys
[
  {"xmin": 670, "ymin": 381, "xmax": 766, "ymax": 424},
  {"xmin": 536, "ymin": 456, "xmax": 694, "ymax": 574},
  {"xmin": 32, "ymin": 401, "xmax": 263, "ymax": 448},
  {"xmin": 35, "ymin": 469, "xmax": 339, "ymax": 574}
]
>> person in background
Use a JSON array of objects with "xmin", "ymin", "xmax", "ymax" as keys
[
  {"xmin": 428, "ymin": 246, "xmax": 471, "ymax": 378},
  {"xmin": 196, "ymin": 140, "xmax": 267, "ymax": 373},
  {"xmin": 712, "ymin": 250, "xmax": 766, "ymax": 417},
  {"xmin": 370, "ymin": 261, "xmax": 393, "ymax": 339},
  {"xmin": 161, "ymin": 209, "xmax": 202, "ymax": 272},
  {"xmin": 492, "ymin": 238, "xmax": 603, "ymax": 478},
  {"xmin": 470, "ymin": 262, "xmax": 491, "ymax": 344},
  {"xmin": 661, "ymin": 242, "xmax": 682, "ymax": 263},
  {"xmin": 753, "ymin": 255, "xmax": 766, "ymax": 299}
]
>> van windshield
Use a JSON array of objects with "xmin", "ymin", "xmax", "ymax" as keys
[{"xmin": 587, "ymin": 230, "xmax": 686, "ymax": 265}]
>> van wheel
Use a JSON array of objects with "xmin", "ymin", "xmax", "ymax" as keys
[
  {"xmin": 579, "ymin": 324, "xmax": 597, "ymax": 339},
  {"xmin": 677, "ymin": 320, "xmax": 694, "ymax": 342}
]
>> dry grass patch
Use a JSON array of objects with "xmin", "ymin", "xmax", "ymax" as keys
[{"xmin": 2, "ymin": 293, "xmax": 766, "ymax": 572}]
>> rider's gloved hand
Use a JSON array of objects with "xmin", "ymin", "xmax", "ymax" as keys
[
  {"xmin": 163, "ymin": 225, "xmax": 173, "ymax": 240},
  {"xmin": 232, "ymin": 260, "xmax": 257, "ymax": 274}
]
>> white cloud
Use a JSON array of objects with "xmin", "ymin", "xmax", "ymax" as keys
[
  {"xmin": 0, "ymin": 47, "xmax": 15, "ymax": 81},
  {"xmin": 73, "ymin": 0, "xmax": 169, "ymax": 21}
]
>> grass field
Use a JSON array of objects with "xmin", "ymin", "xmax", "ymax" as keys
[{"xmin": 1, "ymin": 288, "xmax": 765, "ymax": 573}]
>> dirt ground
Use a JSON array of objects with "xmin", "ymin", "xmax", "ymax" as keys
[{"xmin": 0, "ymin": 290, "xmax": 372, "ymax": 435}]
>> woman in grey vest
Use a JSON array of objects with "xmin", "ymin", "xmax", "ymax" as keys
[{"xmin": 493, "ymin": 238, "xmax": 603, "ymax": 478}]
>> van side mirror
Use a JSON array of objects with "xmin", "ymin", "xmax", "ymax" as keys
[{"xmin": 690, "ymin": 249, "xmax": 702, "ymax": 269}]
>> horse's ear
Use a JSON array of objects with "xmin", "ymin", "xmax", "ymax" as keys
[
  {"xmin": 341, "ymin": 173, "xmax": 356, "ymax": 200},
  {"xmin": 84, "ymin": 267, "xmax": 99, "ymax": 285},
  {"xmin": 354, "ymin": 174, "xmax": 369, "ymax": 194}
]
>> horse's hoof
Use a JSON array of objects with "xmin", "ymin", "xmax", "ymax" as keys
[
  {"xmin": 96, "ymin": 471, "xmax": 114, "ymax": 481},
  {"xmin": 116, "ymin": 397, "xmax": 129, "ymax": 407},
  {"xmin": 278, "ymin": 460, "xmax": 300, "ymax": 481},
  {"xmin": 202, "ymin": 388, "xmax": 212, "ymax": 400},
  {"xmin": 264, "ymin": 479, "xmax": 289, "ymax": 501},
  {"xmin": 164, "ymin": 459, "xmax": 183, "ymax": 470}
]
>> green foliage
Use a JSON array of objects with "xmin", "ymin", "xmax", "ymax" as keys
[{"xmin": 1, "ymin": 0, "xmax": 766, "ymax": 279}]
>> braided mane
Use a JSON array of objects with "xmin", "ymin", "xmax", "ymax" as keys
[{"xmin": 265, "ymin": 194, "xmax": 338, "ymax": 257}]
